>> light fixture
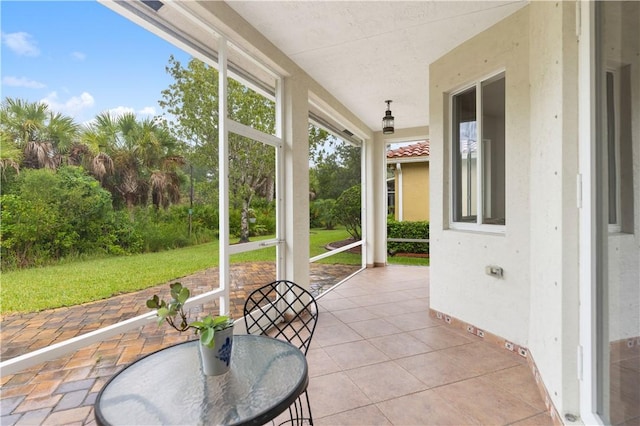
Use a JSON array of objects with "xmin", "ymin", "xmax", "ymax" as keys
[{"xmin": 382, "ymin": 100, "xmax": 394, "ymax": 134}]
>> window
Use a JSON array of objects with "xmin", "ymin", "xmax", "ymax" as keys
[
  {"xmin": 606, "ymin": 67, "xmax": 634, "ymax": 233},
  {"xmin": 451, "ymin": 73, "xmax": 505, "ymax": 228}
]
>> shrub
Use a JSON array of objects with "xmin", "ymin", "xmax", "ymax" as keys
[
  {"xmin": 387, "ymin": 219, "xmax": 429, "ymax": 255},
  {"xmin": 0, "ymin": 166, "xmax": 136, "ymax": 269},
  {"xmin": 334, "ymin": 185, "xmax": 361, "ymax": 239},
  {"xmin": 310, "ymin": 199, "xmax": 337, "ymax": 230}
]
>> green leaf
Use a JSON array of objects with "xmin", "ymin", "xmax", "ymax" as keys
[
  {"xmin": 213, "ymin": 315, "xmax": 232, "ymax": 330},
  {"xmin": 177, "ymin": 287, "xmax": 189, "ymax": 304},
  {"xmin": 146, "ymin": 295, "xmax": 159, "ymax": 309},
  {"xmin": 200, "ymin": 327, "xmax": 214, "ymax": 348},
  {"xmin": 190, "ymin": 321, "xmax": 205, "ymax": 329},
  {"xmin": 169, "ymin": 282, "xmax": 183, "ymax": 299}
]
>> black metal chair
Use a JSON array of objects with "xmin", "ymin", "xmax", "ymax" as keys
[{"xmin": 243, "ymin": 280, "xmax": 319, "ymax": 425}]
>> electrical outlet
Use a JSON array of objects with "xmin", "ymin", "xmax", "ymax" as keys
[
  {"xmin": 505, "ymin": 341, "xmax": 514, "ymax": 351},
  {"xmin": 436, "ymin": 312, "xmax": 443, "ymax": 320},
  {"xmin": 466, "ymin": 325, "xmax": 475, "ymax": 334},
  {"xmin": 518, "ymin": 347, "xmax": 528, "ymax": 358},
  {"xmin": 476, "ymin": 329, "xmax": 485, "ymax": 338},
  {"xmin": 445, "ymin": 315, "xmax": 452, "ymax": 324},
  {"xmin": 485, "ymin": 265, "xmax": 504, "ymax": 278}
]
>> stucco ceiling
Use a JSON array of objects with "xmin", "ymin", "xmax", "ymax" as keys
[{"xmin": 226, "ymin": 0, "xmax": 527, "ymax": 133}]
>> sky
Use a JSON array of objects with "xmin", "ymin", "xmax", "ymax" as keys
[{"xmin": 0, "ymin": 0, "xmax": 191, "ymax": 124}]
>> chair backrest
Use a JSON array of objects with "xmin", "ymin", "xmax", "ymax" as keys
[{"xmin": 243, "ymin": 280, "xmax": 319, "ymax": 355}]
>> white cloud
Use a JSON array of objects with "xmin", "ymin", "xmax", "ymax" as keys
[
  {"xmin": 107, "ymin": 106, "xmax": 135, "ymax": 117},
  {"xmin": 41, "ymin": 91, "xmax": 95, "ymax": 117},
  {"xmin": 2, "ymin": 76, "xmax": 46, "ymax": 89},
  {"xmin": 1, "ymin": 32, "xmax": 40, "ymax": 57},
  {"xmin": 138, "ymin": 106, "xmax": 156, "ymax": 116},
  {"xmin": 71, "ymin": 51, "xmax": 86, "ymax": 61},
  {"xmin": 106, "ymin": 106, "xmax": 156, "ymax": 118}
]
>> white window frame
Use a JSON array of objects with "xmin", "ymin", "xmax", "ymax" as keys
[
  {"xmin": 605, "ymin": 68, "xmax": 621, "ymax": 233},
  {"xmin": 449, "ymin": 71, "xmax": 506, "ymax": 233}
]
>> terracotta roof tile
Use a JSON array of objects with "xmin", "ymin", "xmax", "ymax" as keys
[{"xmin": 386, "ymin": 140, "xmax": 429, "ymax": 159}]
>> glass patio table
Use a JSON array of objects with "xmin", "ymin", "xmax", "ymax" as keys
[{"xmin": 94, "ymin": 335, "xmax": 309, "ymax": 426}]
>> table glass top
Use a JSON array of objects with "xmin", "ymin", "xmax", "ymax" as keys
[{"xmin": 95, "ymin": 335, "xmax": 308, "ymax": 426}]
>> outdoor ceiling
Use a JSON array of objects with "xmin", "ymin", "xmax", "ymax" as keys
[{"xmin": 225, "ymin": 1, "xmax": 528, "ymax": 133}]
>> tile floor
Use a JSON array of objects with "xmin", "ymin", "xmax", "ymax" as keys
[
  {"xmin": 307, "ymin": 266, "xmax": 554, "ymax": 426},
  {"xmin": 1, "ymin": 265, "xmax": 555, "ymax": 425}
]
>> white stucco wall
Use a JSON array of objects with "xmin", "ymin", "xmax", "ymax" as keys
[
  {"xmin": 430, "ymin": 6, "xmax": 531, "ymax": 346},
  {"xmin": 430, "ymin": 2, "xmax": 583, "ymax": 416},
  {"xmin": 527, "ymin": 1, "xmax": 580, "ymax": 416}
]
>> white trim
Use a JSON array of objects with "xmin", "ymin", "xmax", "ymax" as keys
[
  {"xmin": 0, "ymin": 288, "xmax": 224, "ymax": 377},
  {"xmin": 449, "ymin": 222, "xmax": 506, "ymax": 235},
  {"xmin": 449, "ymin": 71, "xmax": 506, "ymax": 230},
  {"xmin": 386, "ymin": 156, "xmax": 429, "ymax": 165},
  {"xmin": 309, "ymin": 240, "xmax": 362, "ymax": 263},
  {"xmin": 605, "ymin": 67, "xmax": 622, "ymax": 233},
  {"xmin": 227, "ymin": 238, "xmax": 281, "ymax": 255},
  {"xmin": 227, "ymin": 119, "xmax": 283, "ymax": 149},
  {"xmin": 396, "ymin": 163, "xmax": 403, "ymax": 221},
  {"xmin": 218, "ymin": 38, "xmax": 231, "ymax": 316},
  {"xmin": 578, "ymin": 1, "xmax": 604, "ymax": 424},
  {"xmin": 275, "ymin": 76, "xmax": 285, "ymax": 281}
]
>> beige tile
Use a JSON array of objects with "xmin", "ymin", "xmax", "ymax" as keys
[
  {"xmin": 318, "ymin": 298, "xmax": 360, "ymax": 312},
  {"xmin": 345, "ymin": 361, "xmax": 428, "ymax": 403},
  {"xmin": 348, "ymin": 318, "xmax": 403, "ymax": 339},
  {"xmin": 326, "ymin": 340, "xmax": 389, "ymax": 370},
  {"xmin": 376, "ymin": 389, "xmax": 479, "ymax": 425},
  {"xmin": 317, "ymin": 290, "xmax": 345, "ymax": 301},
  {"xmin": 482, "ymin": 365, "xmax": 547, "ymax": 411},
  {"xmin": 368, "ymin": 332, "xmax": 434, "ymax": 359},
  {"xmin": 391, "ymin": 311, "xmax": 440, "ymax": 332},
  {"xmin": 395, "ymin": 350, "xmax": 478, "ymax": 388},
  {"xmin": 610, "ymin": 388, "xmax": 640, "ymax": 425},
  {"xmin": 306, "ymin": 347, "xmax": 342, "ymax": 378},
  {"xmin": 316, "ymin": 404, "xmax": 391, "ymax": 425},
  {"xmin": 315, "ymin": 312, "xmax": 344, "ymax": 328},
  {"xmin": 610, "ymin": 362, "xmax": 640, "ymax": 400},
  {"xmin": 307, "ymin": 372, "xmax": 371, "ymax": 419},
  {"xmin": 354, "ymin": 292, "xmax": 410, "ymax": 307},
  {"xmin": 442, "ymin": 341, "xmax": 524, "ymax": 375},
  {"xmin": 618, "ymin": 355, "xmax": 640, "ymax": 373},
  {"xmin": 436, "ymin": 376, "xmax": 542, "ymax": 425},
  {"xmin": 510, "ymin": 412, "xmax": 555, "ymax": 426},
  {"xmin": 397, "ymin": 298, "xmax": 431, "ymax": 311},
  {"xmin": 313, "ymin": 323, "xmax": 363, "ymax": 347},
  {"xmin": 409, "ymin": 326, "xmax": 474, "ymax": 350},
  {"xmin": 332, "ymin": 307, "xmax": 381, "ymax": 324},
  {"xmin": 332, "ymin": 286, "xmax": 376, "ymax": 298}
]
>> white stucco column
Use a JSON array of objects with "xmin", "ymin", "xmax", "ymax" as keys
[
  {"xmin": 528, "ymin": 1, "xmax": 580, "ymax": 418},
  {"xmin": 282, "ymin": 76, "xmax": 310, "ymax": 287},
  {"xmin": 369, "ymin": 131, "xmax": 388, "ymax": 267}
]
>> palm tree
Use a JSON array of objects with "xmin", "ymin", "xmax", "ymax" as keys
[
  {"xmin": 0, "ymin": 98, "xmax": 79, "ymax": 170},
  {"xmin": 83, "ymin": 112, "xmax": 184, "ymax": 209}
]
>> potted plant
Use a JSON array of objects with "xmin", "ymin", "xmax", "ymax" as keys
[{"xmin": 146, "ymin": 282, "xmax": 234, "ymax": 376}]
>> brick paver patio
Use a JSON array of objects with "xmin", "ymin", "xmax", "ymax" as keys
[{"xmin": 0, "ymin": 262, "xmax": 360, "ymax": 425}]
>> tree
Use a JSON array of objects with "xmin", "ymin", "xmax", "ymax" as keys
[
  {"xmin": 308, "ymin": 124, "xmax": 361, "ymax": 200},
  {"xmin": 334, "ymin": 185, "xmax": 361, "ymax": 240},
  {"xmin": 160, "ymin": 56, "xmax": 276, "ymax": 242},
  {"xmin": 82, "ymin": 112, "xmax": 185, "ymax": 210},
  {"xmin": 0, "ymin": 97, "xmax": 79, "ymax": 171}
]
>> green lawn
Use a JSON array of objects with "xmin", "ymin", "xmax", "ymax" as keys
[{"xmin": 1, "ymin": 228, "xmax": 427, "ymax": 315}]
